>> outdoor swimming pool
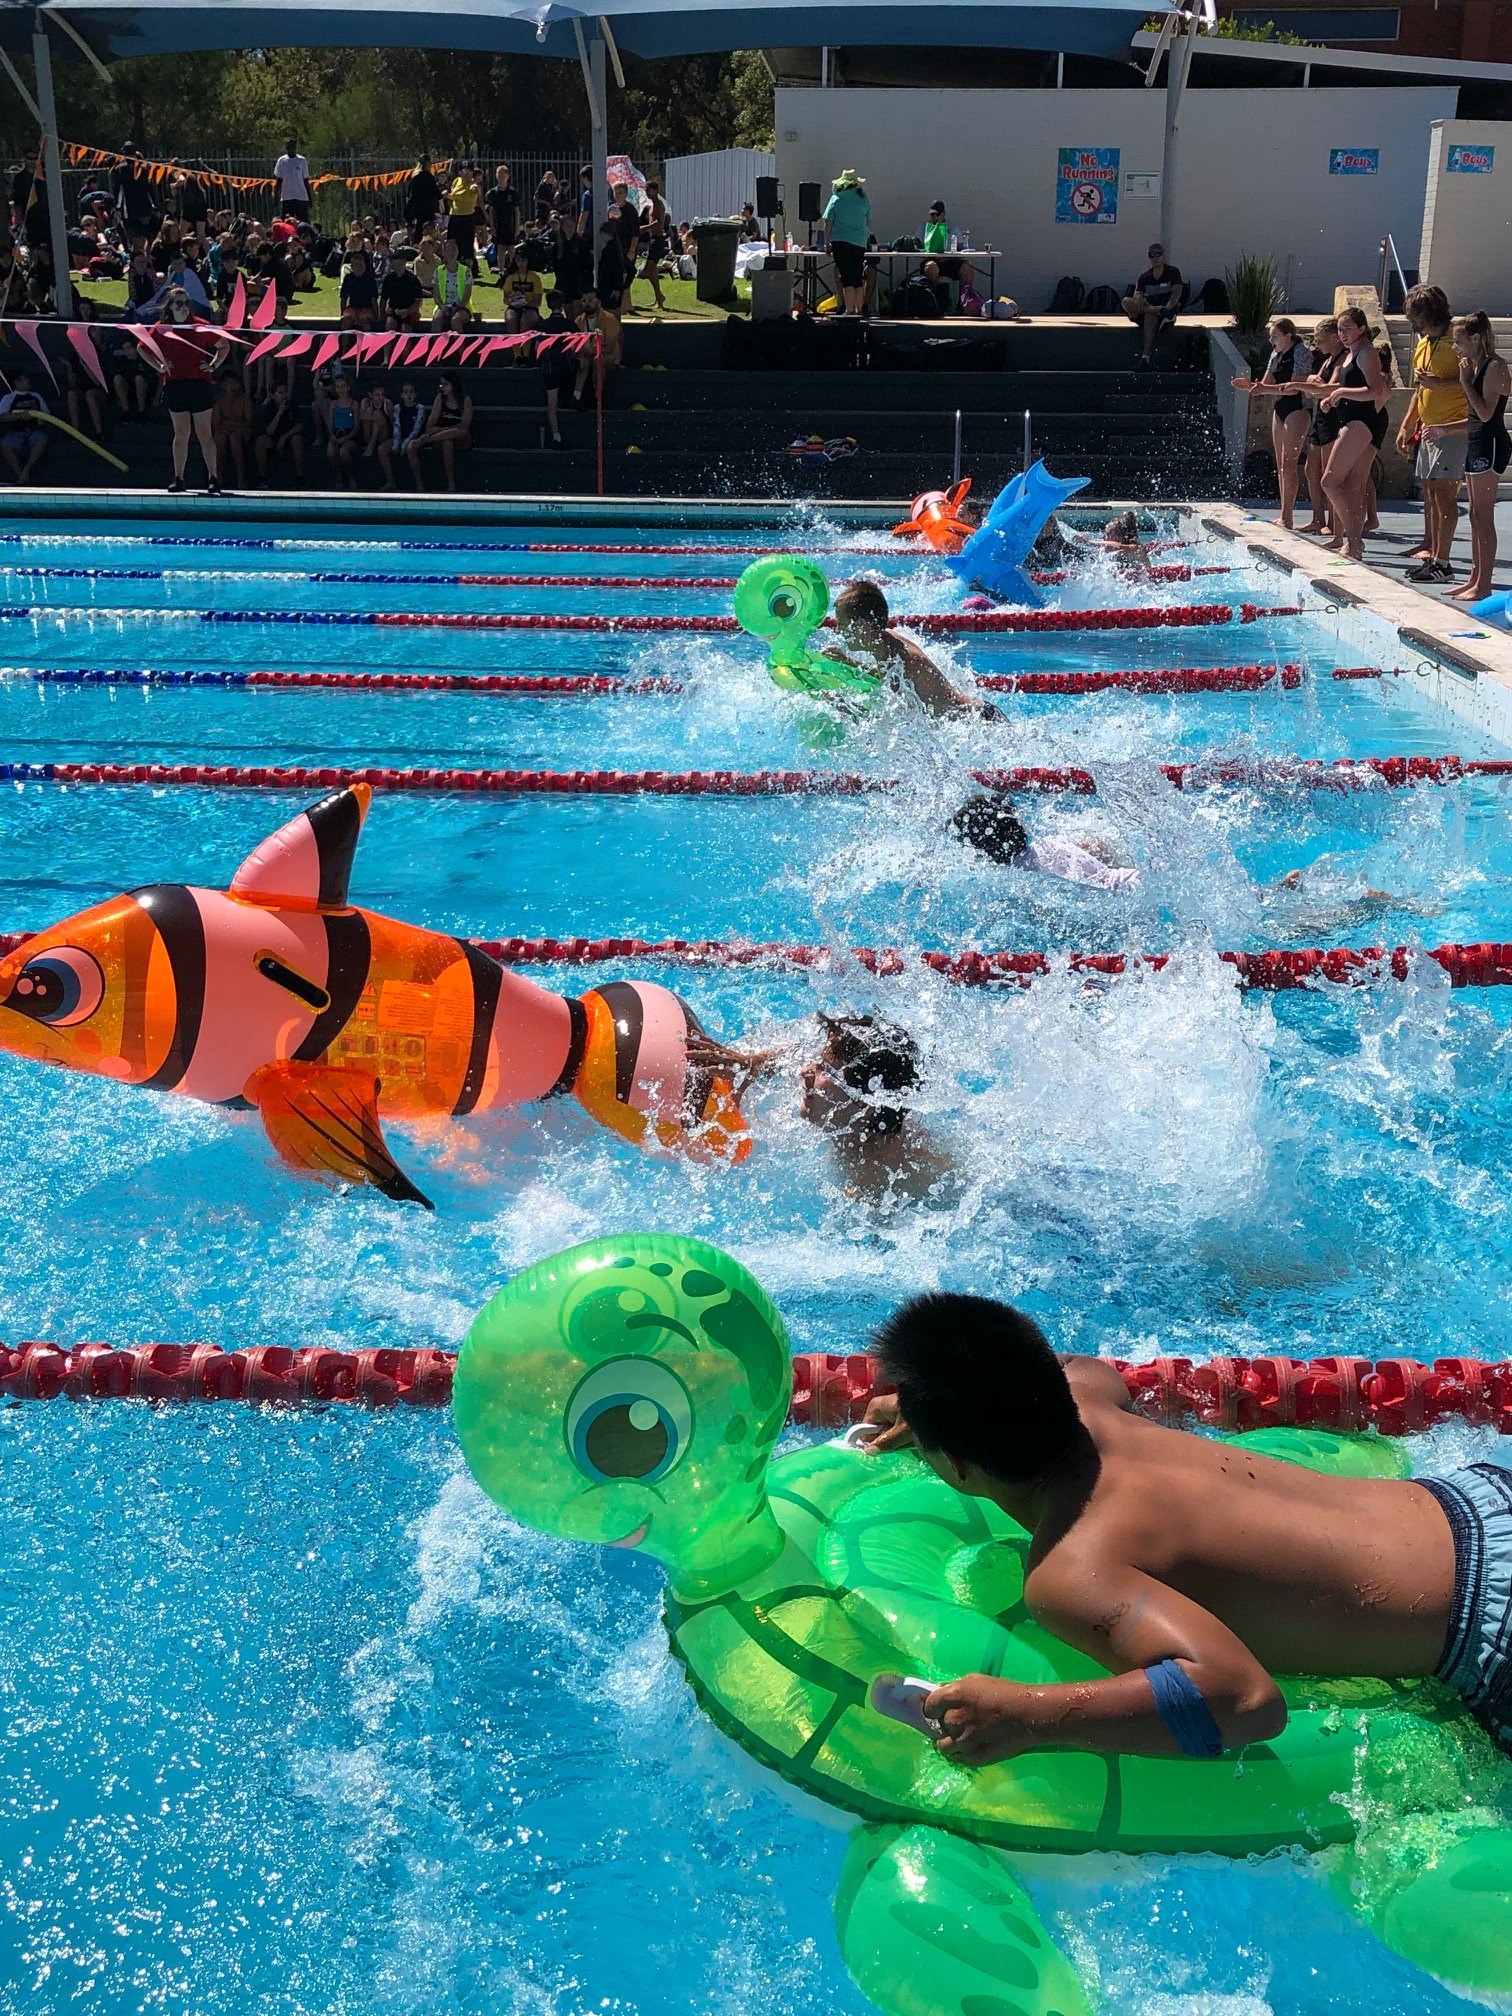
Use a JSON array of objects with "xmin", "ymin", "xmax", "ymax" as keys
[{"xmin": 1, "ymin": 509, "xmax": 1510, "ymax": 2016}]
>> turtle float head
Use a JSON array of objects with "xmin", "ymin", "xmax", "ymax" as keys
[{"xmin": 452, "ymin": 1234, "xmax": 792, "ymax": 1600}]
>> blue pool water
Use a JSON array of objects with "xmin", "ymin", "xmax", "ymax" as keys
[{"xmin": 2, "ymin": 513, "xmax": 1511, "ymax": 2016}]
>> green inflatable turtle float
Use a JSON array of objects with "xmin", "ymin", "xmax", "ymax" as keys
[{"xmin": 452, "ymin": 1234, "xmax": 1512, "ymax": 2016}]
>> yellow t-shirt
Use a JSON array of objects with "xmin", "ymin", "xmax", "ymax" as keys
[
  {"xmin": 1414, "ymin": 330, "xmax": 1468, "ymax": 427},
  {"xmin": 448, "ymin": 176, "xmax": 480, "ymax": 218}
]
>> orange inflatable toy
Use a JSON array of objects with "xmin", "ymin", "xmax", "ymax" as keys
[
  {"xmin": 890, "ymin": 478, "xmax": 974, "ymax": 554},
  {"xmin": 0, "ymin": 785, "xmax": 749, "ymax": 1206}
]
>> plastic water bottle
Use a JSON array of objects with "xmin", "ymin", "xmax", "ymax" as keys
[{"xmin": 962, "ymin": 224, "xmax": 972, "ymax": 250}]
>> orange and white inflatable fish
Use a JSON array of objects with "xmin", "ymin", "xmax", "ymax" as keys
[
  {"xmin": 891, "ymin": 478, "xmax": 974, "ymax": 555},
  {"xmin": 0, "ymin": 784, "xmax": 749, "ymax": 1207}
]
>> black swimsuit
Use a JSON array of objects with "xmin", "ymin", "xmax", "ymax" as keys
[
  {"xmin": 1465, "ymin": 358, "xmax": 1512, "ymax": 477},
  {"xmin": 1310, "ymin": 350, "xmax": 1342, "ymax": 447},
  {"xmin": 1340, "ymin": 345, "xmax": 1389, "ymax": 447},
  {"xmin": 1268, "ymin": 343, "xmax": 1305, "ymax": 421}
]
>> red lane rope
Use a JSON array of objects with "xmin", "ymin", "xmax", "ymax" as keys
[
  {"xmin": 2, "ymin": 1342, "xmax": 1505, "ymax": 1433},
  {"xmin": 0, "ymin": 927, "xmax": 1506, "ymax": 991},
  {"xmin": 9, "ymin": 754, "xmax": 1509, "ymax": 795}
]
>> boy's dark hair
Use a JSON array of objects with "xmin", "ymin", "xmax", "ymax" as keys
[
  {"xmin": 1105, "ymin": 509, "xmax": 1140, "ymax": 543},
  {"xmin": 834, "ymin": 578, "xmax": 889, "ymax": 629},
  {"xmin": 874, "ymin": 1292, "xmax": 1082, "ymax": 1480},
  {"xmin": 544, "ymin": 288, "xmax": 565, "ymax": 310},
  {"xmin": 951, "ymin": 793, "xmax": 1028, "ymax": 865},
  {"xmin": 820, "ymin": 1014, "xmax": 919, "ymax": 1138}
]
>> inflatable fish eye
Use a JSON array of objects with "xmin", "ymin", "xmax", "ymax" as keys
[
  {"xmin": 6, "ymin": 947, "xmax": 105, "ymax": 1027},
  {"xmin": 565, "ymin": 1357, "xmax": 694, "ymax": 1485}
]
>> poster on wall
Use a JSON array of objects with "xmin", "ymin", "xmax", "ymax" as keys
[
  {"xmin": 1447, "ymin": 143, "xmax": 1495, "ymax": 173},
  {"xmin": 1328, "ymin": 148, "xmax": 1379, "ymax": 175},
  {"xmin": 1056, "ymin": 148, "xmax": 1120, "ymax": 224}
]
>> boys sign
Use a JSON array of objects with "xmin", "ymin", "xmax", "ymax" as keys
[{"xmin": 1056, "ymin": 148, "xmax": 1120, "ymax": 224}]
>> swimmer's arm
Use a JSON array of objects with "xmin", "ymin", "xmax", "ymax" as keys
[
  {"xmin": 896, "ymin": 639, "xmax": 1003, "ymax": 720},
  {"xmin": 926, "ymin": 1561, "xmax": 1285, "ymax": 1765}
]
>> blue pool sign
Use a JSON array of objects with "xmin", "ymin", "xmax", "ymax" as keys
[
  {"xmin": 1056, "ymin": 147, "xmax": 1120, "ymax": 224},
  {"xmin": 1448, "ymin": 143, "xmax": 1495, "ymax": 173},
  {"xmin": 1329, "ymin": 148, "xmax": 1379, "ymax": 175}
]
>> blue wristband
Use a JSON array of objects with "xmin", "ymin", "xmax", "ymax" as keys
[{"xmin": 1146, "ymin": 1659, "xmax": 1225, "ymax": 1759}]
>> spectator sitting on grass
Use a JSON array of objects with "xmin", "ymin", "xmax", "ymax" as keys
[
  {"xmin": 340, "ymin": 248, "xmax": 380, "ymax": 330},
  {"xmin": 0, "ymin": 372, "xmax": 49, "ymax": 485},
  {"xmin": 572, "ymin": 287, "xmax": 620, "ymax": 407},
  {"xmin": 432, "ymin": 239, "xmax": 474, "ymax": 331},
  {"xmin": 379, "ymin": 247, "xmax": 425, "ymax": 331},
  {"xmin": 211, "ymin": 369, "xmax": 255, "ymax": 488}
]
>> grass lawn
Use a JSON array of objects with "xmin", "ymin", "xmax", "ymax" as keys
[{"xmin": 76, "ymin": 271, "xmax": 749, "ymax": 323}]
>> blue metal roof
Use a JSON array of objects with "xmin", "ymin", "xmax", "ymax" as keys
[{"xmin": 0, "ymin": 0, "xmax": 1165, "ymax": 61}]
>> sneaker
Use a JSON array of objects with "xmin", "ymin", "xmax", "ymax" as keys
[
  {"xmin": 206, "ymin": 478, "xmax": 224, "ymax": 498},
  {"xmin": 167, "ymin": 477, "xmax": 187, "ymax": 494},
  {"xmin": 1405, "ymin": 560, "xmax": 1452, "ymax": 583}
]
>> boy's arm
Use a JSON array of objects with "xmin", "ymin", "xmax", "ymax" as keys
[
  {"xmin": 926, "ymin": 1552, "xmax": 1285, "ymax": 1764},
  {"xmin": 897, "ymin": 640, "xmax": 1003, "ymax": 721}
]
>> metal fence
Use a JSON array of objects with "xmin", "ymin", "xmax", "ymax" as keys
[{"xmin": 60, "ymin": 149, "xmax": 641, "ymax": 236}]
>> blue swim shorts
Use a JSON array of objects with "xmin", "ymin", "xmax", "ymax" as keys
[{"xmin": 1420, "ymin": 1461, "xmax": 1512, "ymax": 1755}]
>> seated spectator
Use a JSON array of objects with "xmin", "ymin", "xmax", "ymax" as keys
[
  {"xmin": 379, "ymin": 247, "xmax": 424, "ymax": 331},
  {"xmin": 0, "ymin": 371, "xmax": 50, "ymax": 484},
  {"xmin": 340, "ymin": 248, "xmax": 379, "ymax": 330},
  {"xmin": 325, "ymin": 374, "xmax": 362, "ymax": 488},
  {"xmin": 56, "ymin": 353, "xmax": 106, "ymax": 440},
  {"xmin": 573, "ymin": 288, "xmax": 620, "ymax": 407},
  {"xmin": 675, "ymin": 222, "xmax": 695, "ymax": 280},
  {"xmin": 213, "ymin": 242, "xmax": 244, "ymax": 316},
  {"xmin": 1121, "ymin": 243, "xmax": 1185, "ymax": 367},
  {"xmin": 253, "ymin": 380, "xmax": 309, "ymax": 486},
  {"xmin": 432, "ymin": 240, "xmax": 474, "ymax": 331},
  {"xmin": 136, "ymin": 253, "xmax": 212, "ymax": 323},
  {"xmin": 358, "ymin": 382, "xmax": 393, "ymax": 481},
  {"xmin": 103, "ymin": 329, "xmax": 154, "ymax": 416},
  {"xmin": 411, "ymin": 234, "xmax": 441, "ymax": 295},
  {"xmin": 922, "ymin": 200, "xmax": 951, "ymax": 255},
  {"xmin": 125, "ymin": 246, "xmax": 157, "ymax": 315},
  {"xmin": 537, "ymin": 289, "xmax": 576, "ymax": 448},
  {"xmin": 380, "ymin": 378, "xmax": 426, "ymax": 489},
  {"xmin": 207, "ymin": 369, "xmax": 254, "ymax": 486},
  {"xmin": 409, "ymin": 370, "xmax": 472, "ymax": 492},
  {"xmin": 501, "ymin": 243, "xmax": 543, "ymax": 333},
  {"xmin": 310, "ymin": 357, "xmax": 343, "ymax": 444},
  {"xmin": 371, "ymin": 230, "xmax": 392, "ymax": 282},
  {"xmin": 739, "ymin": 201, "xmax": 757, "ymax": 235},
  {"xmin": 149, "ymin": 217, "xmax": 183, "ymax": 270}
]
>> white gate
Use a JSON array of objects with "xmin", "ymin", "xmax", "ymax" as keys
[{"xmin": 664, "ymin": 147, "xmax": 776, "ymax": 224}]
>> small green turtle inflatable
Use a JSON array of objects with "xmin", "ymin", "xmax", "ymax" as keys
[
  {"xmin": 733, "ymin": 555, "xmax": 879, "ymax": 698},
  {"xmin": 453, "ymin": 1235, "xmax": 1512, "ymax": 2016}
]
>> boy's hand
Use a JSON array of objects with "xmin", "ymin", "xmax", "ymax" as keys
[
  {"xmin": 923, "ymin": 1675, "xmax": 1038, "ymax": 1765},
  {"xmin": 860, "ymin": 1391, "xmax": 914, "ymax": 1452}
]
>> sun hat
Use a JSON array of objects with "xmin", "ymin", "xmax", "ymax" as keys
[{"xmin": 832, "ymin": 169, "xmax": 865, "ymax": 190}]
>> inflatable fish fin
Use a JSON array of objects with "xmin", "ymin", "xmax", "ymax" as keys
[
  {"xmin": 245, "ymin": 1059, "xmax": 434, "ymax": 1209},
  {"xmin": 230, "ymin": 784, "xmax": 372, "ymax": 911},
  {"xmin": 834, "ymin": 1823, "xmax": 1094, "ymax": 2016}
]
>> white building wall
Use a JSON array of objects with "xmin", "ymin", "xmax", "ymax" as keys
[
  {"xmin": 664, "ymin": 147, "xmax": 776, "ymax": 225},
  {"xmin": 775, "ymin": 87, "xmax": 1455, "ymax": 311},
  {"xmin": 1420, "ymin": 121, "xmax": 1512, "ymax": 311}
]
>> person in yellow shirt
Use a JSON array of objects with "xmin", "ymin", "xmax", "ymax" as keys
[
  {"xmin": 572, "ymin": 288, "xmax": 621, "ymax": 405},
  {"xmin": 1396, "ymin": 283, "xmax": 1469, "ymax": 584},
  {"xmin": 446, "ymin": 161, "xmax": 483, "ymax": 274}
]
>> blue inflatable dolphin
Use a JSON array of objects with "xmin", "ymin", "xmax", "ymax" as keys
[
  {"xmin": 946, "ymin": 459, "xmax": 1091, "ymax": 605},
  {"xmin": 1470, "ymin": 591, "xmax": 1512, "ymax": 630}
]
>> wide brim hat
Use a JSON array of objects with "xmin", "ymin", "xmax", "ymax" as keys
[{"xmin": 832, "ymin": 170, "xmax": 865, "ymax": 190}]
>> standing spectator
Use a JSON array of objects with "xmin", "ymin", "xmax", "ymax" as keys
[
  {"xmin": 406, "ymin": 154, "xmax": 441, "ymax": 240},
  {"xmin": 447, "ymin": 161, "xmax": 483, "ymax": 273},
  {"xmin": 1231, "ymin": 317, "xmax": 1313, "ymax": 531},
  {"xmin": 210, "ymin": 370, "xmax": 255, "ymax": 488},
  {"xmin": 379, "ymin": 246, "xmax": 425, "ymax": 330},
  {"xmin": 501, "ymin": 243, "xmax": 543, "ymax": 332},
  {"xmin": 273, "ymin": 139, "xmax": 311, "ymax": 222},
  {"xmin": 0, "ymin": 372, "xmax": 50, "ymax": 484},
  {"xmin": 110, "ymin": 143, "xmax": 156, "ymax": 247},
  {"xmin": 410, "ymin": 371, "xmax": 472, "ymax": 491},
  {"xmin": 339, "ymin": 247, "xmax": 379, "ymax": 329},
  {"xmin": 485, "ymin": 164, "xmax": 520, "ymax": 274},
  {"xmin": 1318, "ymin": 304, "xmax": 1391, "ymax": 563},
  {"xmin": 380, "ymin": 379, "xmax": 426, "ymax": 489},
  {"xmin": 253, "ymin": 379, "xmax": 308, "ymax": 486},
  {"xmin": 637, "ymin": 179, "xmax": 670, "ymax": 312},
  {"xmin": 1398, "ymin": 282, "xmax": 1468, "ymax": 585},
  {"xmin": 146, "ymin": 286, "xmax": 231, "ymax": 494},
  {"xmin": 175, "ymin": 165, "xmax": 209, "ymax": 248},
  {"xmin": 535, "ymin": 168, "xmax": 560, "ymax": 226},
  {"xmin": 595, "ymin": 219, "xmax": 631, "ymax": 315},
  {"xmin": 821, "ymin": 169, "xmax": 871, "ymax": 319},
  {"xmin": 537, "ymin": 289, "xmax": 576, "ymax": 448},
  {"xmin": 1448, "ymin": 310, "xmax": 1511, "ymax": 603},
  {"xmin": 1121, "ymin": 243, "xmax": 1185, "ymax": 368},
  {"xmin": 431, "ymin": 239, "xmax": 474, "ymax": 331},
  {"xmin": 551, "ymin": 214, "xmax": 594, "ymax": 317}
]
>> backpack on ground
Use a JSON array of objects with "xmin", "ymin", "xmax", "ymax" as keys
[
  {"xmin": 1085, "ymin": 283, "xmax": 1120, "ymax": 313},
  {"xmin": 1050, "ymin": 274, "xmax": 1085, "ymax": 312}
]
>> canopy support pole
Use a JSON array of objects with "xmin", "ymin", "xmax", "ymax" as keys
[
  {"xmin": 591, "ymin": 30, "xmax": 609, "ymax": 236},
  {"xmin": 30, "ymin": 15, "xmax": 73, "ymax": 319},
  {"xmin": 1158, "ymin": 12, "xmax": 1196, "ymax": 259}
]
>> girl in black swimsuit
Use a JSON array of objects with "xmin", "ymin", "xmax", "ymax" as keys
[
  {"xmin": 1301, "ymin": 318, "xmax": 1344, "ymax": 535},
  {"xmin": 1319, "ymin": 305, "xmax": 1391, "ymax": 560},
  {"xmin": 1448, "ymin": 309, "xmax": 1512, "ymax": 602},
  {"xmin": 1232, "ymin": 316, "xmax": 1312, "ymax": 529}
]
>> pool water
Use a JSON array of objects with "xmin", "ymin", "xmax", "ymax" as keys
[{"xmin": 2, "ymin": 513, "xmax": 1510, "ymax": 2016}]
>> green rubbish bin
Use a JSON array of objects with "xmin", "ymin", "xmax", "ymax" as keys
[{"xmin": 693, "ymin": 216, "xmax": 741, "ymax": 303}]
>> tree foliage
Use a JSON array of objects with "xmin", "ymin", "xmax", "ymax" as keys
[{"xmin": 0, "ymin": 42, "xmax": 774, "ymax": 164}]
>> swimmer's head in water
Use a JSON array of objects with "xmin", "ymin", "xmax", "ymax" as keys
[
  {"xmin": 951, "ymin": 794, "xmax": 1029, "ymax": 866},
  {"xmin": 833, "ymin": 579, "xmax": 890, "ymax": 642},
  {"xmin": 802, "ymin": 1014, "xmax": 920, "ymax": 1141},
  {"xmin": 1105, "ymin": 510, "xmax": 1141, "ymax": 546}
]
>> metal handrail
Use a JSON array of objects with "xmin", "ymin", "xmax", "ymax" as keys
[{"xmin": 1377, "ymin": 231, "xmax": 1411, "ymax": 312}]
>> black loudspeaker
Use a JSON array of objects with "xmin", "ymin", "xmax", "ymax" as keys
[
  {"xmin": 797, "ymin": 181, "xmax": 822, "ymax": 223},
  {"xmin": 756, "ymin": 175, "xmax": 781, "ymax": 216}
]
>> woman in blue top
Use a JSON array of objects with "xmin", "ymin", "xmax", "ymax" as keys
[{"xmin": 822, "ymin": 168, "xmax": 872, "ymax": 317}]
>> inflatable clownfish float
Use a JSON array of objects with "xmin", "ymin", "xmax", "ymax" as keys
[{"xmin": 0, "ymin": 785, "xmax": 748, "ymax": 1207}]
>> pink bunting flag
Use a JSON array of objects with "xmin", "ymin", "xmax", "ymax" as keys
[
  {"xmin": 250, "ymin": 280, "xmax": 279, "ymax": 329},
  {"xmin": 401, "ymin": 334, "xmax": 434, "ymax": 366},
  {"xmin": 14, "ymin": 321, "xmax": 58, "ymax": 390},
  {"xmin": 310, "ymin": 332, "xmax": 342, "ymax": 372},
  {"xmin": 455, "ymin": 335, "xmax": 489, "ymax": 366},
  {"xmin": 226, "ymin": 273, "xmax": 247, "ymax": 330},
  {"xmin": 274, "ymin": 333, "xmax": 313, "ymax": 363},
  {"xmin": 66, "ymin": 324, "xmax": 109, "ymax": 392},
  {"xmin": 130, "ymin": 325, "xmax": 167, "ymax": 371},
  {"xmin": 243, "ymin": 331, "xmax": 290, "ymax": 365}
]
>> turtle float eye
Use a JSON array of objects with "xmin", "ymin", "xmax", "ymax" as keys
[
  {"xmin": 6, "ymin": 947, "xmax": 105, "ymax": 1027},
  {"xmin": 566, "ymin": 1357, "xmax": 693, "ymax": 1485}
]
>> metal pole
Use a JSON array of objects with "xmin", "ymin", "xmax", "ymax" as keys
[
  {"xmin": 30, "ymin": 18, "xmax": 73, "ymax": 319},
  {"xmin": 1023, "ymin": 408, "xmax": 1031, "ymax": 471},
  {"xmin": 1158, "ymin": 15, "xmax": 1196, "ymax": 261},
  {"xmin": 952, "ymin": 408, "xmax": 962, "ymax": 483},
  {"xmin": 586, "ymin": 28, "xmax": 609, "ymax": 240}
]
